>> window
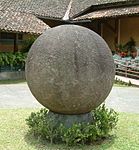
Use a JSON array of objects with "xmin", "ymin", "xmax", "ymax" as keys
[
  {"xmin": 0, "ymin": 32, "xmax": 23, "ymax": 40},
  {"xmin": 0, "ymin": 32, "xmax": 23, "ymax": 44}
]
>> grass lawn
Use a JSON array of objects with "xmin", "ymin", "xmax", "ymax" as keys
[
  {"xmin": 113, "ymin": 84, "xmax": 132, "ymax": 87},
  {"xmin": 0, "ymin": 109, "xmax": 139, "ymax": 150},
  {"xmin": 0, "ymin": 79, "xmax": 26, "ymax": 84}
]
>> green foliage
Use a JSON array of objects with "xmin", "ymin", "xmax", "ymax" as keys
[
  {"xmin": 125, "ymin": 37, "xmax": 136, "ymax": 52},
  {"xmin": 23, "ymin": 37, "xmax": 37, "ymax": 52},
  {"xmin": 26, "ymin": 109, "xmax": 48, "ymax": 136},
  {"xmin": 26, "ymin": 105, "xmax": 118, "ymax": 146},
  {"xmin": 115, "ymin": 78, "xmax": 132, "ymax": 86},
  {"xmin": 128, "ymin": 80, "xmax": 132, "ymax": 86},
  {"xmin": 14, "ymin": 52, "xmax": 27, "ymax": 67},
  {"xmin": 0, "ymin": 52, "xmax": 27, "ymax": 71},
  {"xmin": 115, "ymin": 44, "xmax": 127, "ymax": 52},
  {"xmin": 115, "ymin": 37, "xmax": 136, "ymax": 52},
  {"xmin": 92, "ymin": 104, "xmax": 118, "ymax": 137},
  {"xmin": 61, "ymin": 123, "xmax": 99, "ymax": 145}
]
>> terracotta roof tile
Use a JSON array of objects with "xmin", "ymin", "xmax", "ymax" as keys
[
  {"xmin": 0, "ymin": 0, "xmax": 130, "ymax": 19},
  {"xmin": 74, "ymin": 5, "xmax": 139, "ymax": 20},
  {"xmin": 0, "ymin": 0, "xmax": 70, "ymax": 19},
  {"xmin": 0, "ymin": 11, "xmax": 50, "ymax": 34},
  {"xmin": 70, "ymin": 0, "xmax": 129, "ymax": 17}
]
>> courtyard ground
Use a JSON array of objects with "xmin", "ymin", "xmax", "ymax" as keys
[
  {"xmin": 0, "ymin": 83, "xmax": 139, "ymax": 150},
  {"xmin": 0, "ymin": 83, "xmax": 139, "ymax": 113}
]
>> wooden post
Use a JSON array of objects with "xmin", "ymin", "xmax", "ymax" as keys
[
  {"xmin": 97, "ymin": 21, "xmax": 103, "ymax": 37},
  {"xmin": 118, "ymin": 19, "xmax": 121, "ymax": 44},
  {"xmin": 100, "ymin": 22, "xmax": 104, "ymax": 37},
  {"xmin": 115, "ymin": 19, "xmax": 118, "ymax": 45},
  {"xmin": 115, "ymin": 19, "xmax": 120, "ymax": 45},
  {"xmin": 97, "ymin": 21, "xmax": 100, "ymax": 35},
  {"xmin": 125, "ymin": 61, "xmax": 127, "ymax": 77},
  {"xmin": 14, "ymin": 33, "xmax": 18, "ymax": 53}
]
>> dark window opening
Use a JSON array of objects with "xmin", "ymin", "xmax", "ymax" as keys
[
  {"xmin": 0, "ymin": 32, "xmax": 23, "ymax": 40},
  {"xmin": 0, "ymin": 32, "xmax": 23, "ymax": 45}
]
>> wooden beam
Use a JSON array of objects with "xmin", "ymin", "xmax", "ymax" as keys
[
  {"xmin": 115, "ymin": 19, "xmax": 120, "ymax": 45},
  {"xmin": 100, "ymin": 22, "xmax": 104, "ymax": 37},
  {"xmin": 14, "ymin": 33, "xmax": 18, "ymax": 53},
  {"xmin": 118, "ymin": 19, "xmax": 121, "ymax": 44},
  {"xmin": 115, "ymin": 19, "xmax": 118, "ymax": 45},
  {"xmin": 97, "ymin": 21, "xmax": 100, "ymax": 34},
  {"xmin": 97, "ymin": 21, "xmax": 103, "ymax": 37}
]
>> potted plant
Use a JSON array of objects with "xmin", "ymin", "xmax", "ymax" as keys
[{"xmin": 115, "ymin": 44, "xmax": 127, "ymax": 57}]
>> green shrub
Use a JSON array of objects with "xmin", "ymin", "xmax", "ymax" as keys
[
  {"xmin": 92, "ymin": 104, "xmax": 118, "ymax": 137},
  {"xmin": 0, "ymin": 52, "xmax": 27, "ymax": 71},
  {"xmin": 26, "ymin": 104, "xmax": 118, "ymax": 146},
  {"xmin": 115, "ymin": 78, "xmax": 132, "ymax": 86},
  {"xmin": 23, "ymin": 37, "xmax": 37, "ymax": 52},
  {"xmin": 14, "ymin": 52, "xmax": 27, "ymax": 67},
  {"xmin": 26, "ymin": 109, "xmax": 48, "ymax": 135}
]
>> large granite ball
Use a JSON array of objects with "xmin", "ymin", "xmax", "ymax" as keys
[{"xmin": 26, "ymin": 25, "xmax": 115, "ymax": 115}]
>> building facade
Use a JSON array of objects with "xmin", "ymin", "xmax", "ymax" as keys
[{"xmin": 0, "ymin": 0, "xmax": 139, "ymax": 53}]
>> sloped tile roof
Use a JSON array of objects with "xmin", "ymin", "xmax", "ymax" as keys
[
  {"xmin": 74, "ymin": 5, "xmax": 139, "ymax": 20},
  {"xmin": 70, "ymin": 0, "xmax": 129, "ymax": 17},
  {"xmin": 0, "ymin": 0, "xmax": 70, "ymax": 19},
  {"xmin": 0, "ymin": 0, "xmax": 130, "ymax": 19},
  {"xmin": 0, "ymin": 11, "xmax": 50, "ymax": 34}
]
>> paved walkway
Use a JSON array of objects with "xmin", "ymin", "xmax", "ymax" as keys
[
  {"xmin": 105, "ymin": 86, "xmax": 139, "ymax": 113},
  {"xmin": 0, "ymin": 83, "xmax": 42, "ymax": 109},
  {"xmin": 0, "ymin": 83, "xmax": 139, "ymax": 113}
]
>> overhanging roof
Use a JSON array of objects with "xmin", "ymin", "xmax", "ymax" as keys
[
  {"xmin": 74, "ymin": 5, "xmax": 139, "ymax": 20},
  {"xmin": 70, "ymin": 0, "xmax": 130, "ymax": 18},
  {"xmin": 0, "ymin": 0, "xmax": 133, "ymax": 19},
  {"xmin": 0, "ymin": 0, "xmax": 138, "ymax": 26},
  {"xmin": 0, "ymin": 11, "xmax": 50, "ymax": 34},
  {"xmin": 0, "ymin": 0, "xmax": 70, "ymax": 19}
]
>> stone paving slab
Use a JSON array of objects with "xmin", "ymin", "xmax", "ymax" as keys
[{"xmin": 0, "ymin": 83, "xmax": 139, "ymax": 113}]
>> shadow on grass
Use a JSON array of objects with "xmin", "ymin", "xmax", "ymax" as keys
[
  {"xmin": 24, "ymin": 132, "xmax": 116, "ymax": 150},
  {"xmin": 24, "ymin": 132, "xmax": 70, "ymax": 150}
]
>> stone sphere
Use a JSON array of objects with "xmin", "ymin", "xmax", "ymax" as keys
[{"xmin": 26, "ymin": 25, "xmax": 115, "ymax": 115}]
